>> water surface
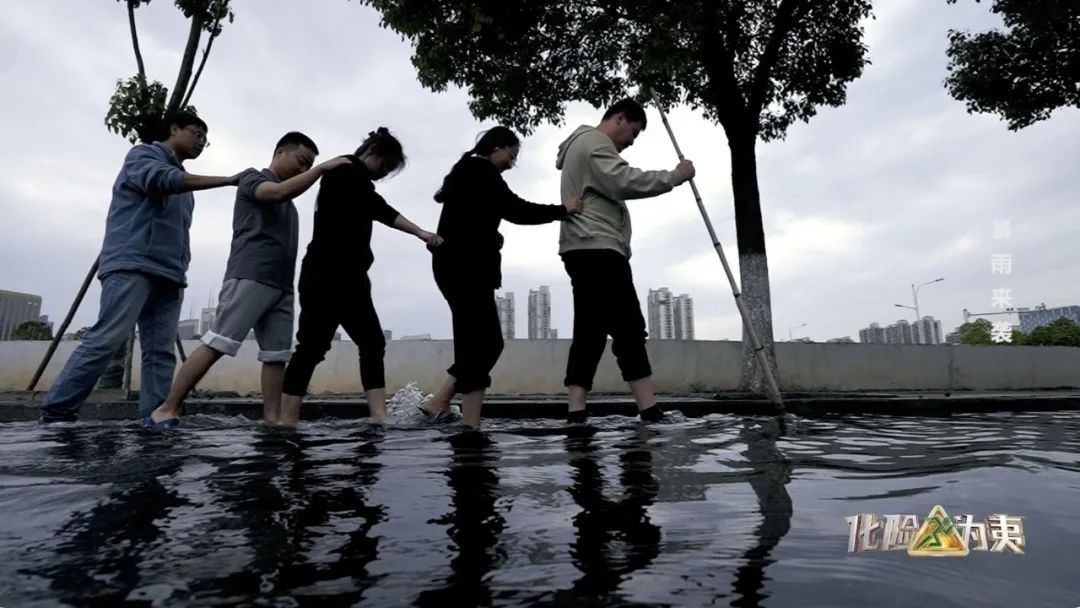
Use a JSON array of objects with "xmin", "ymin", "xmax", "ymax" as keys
[{"xmin": 0, "ymin": 400, "xmax": 1077, "ymax": 607}]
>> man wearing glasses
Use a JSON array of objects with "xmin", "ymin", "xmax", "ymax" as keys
[
  {"xmin": 40, "ymin": 111, "xmax": 242, "ymax": 423},
  {"xmin": 146, "ymin": 132, "xmax": 353, "ymax": 428}
]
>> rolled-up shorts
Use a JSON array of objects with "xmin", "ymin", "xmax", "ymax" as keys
[{"xmin": 202, "ymin": 278, "xmax": 294, "ymax": 363}]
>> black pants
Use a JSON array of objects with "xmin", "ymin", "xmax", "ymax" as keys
[
  {"xmin": 434, "ymin": 257, "xmax": 504, "ymax": 394},
  {"xmin": 563, "ymin": 249, "xmax": 652, "ymax": 390},
  {"xmin": 283, "ymin": 273, "xmax": 386, "ymax": 396}
]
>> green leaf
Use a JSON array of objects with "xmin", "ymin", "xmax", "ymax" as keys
[
  {"xmin": 945, "ymin": 0, "xmax": 1080, "ymax": 129},
  {"xmin": 105, "ymin": 74, "xmax": 168, "ymax": 143}
]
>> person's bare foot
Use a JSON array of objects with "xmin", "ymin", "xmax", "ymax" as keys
[
  {"xmin": 421, "ymin": 398, "xmax": 450, "ymax": 415},
  {"xmin": 369, "ymin": 403, "xmax": 390, "ymax": 424},
  {"xmin": 149, "ymin": 404, "xmax": 179, "ymax": 423}
]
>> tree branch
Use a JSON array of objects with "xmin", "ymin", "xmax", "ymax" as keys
[
  {"xmin": 725, "ymin": 0, "xmax": 743, "ymax": 72},
  {"xmin": 180, "ymin": 15, "xmax": 222, "ymax": 109},
  {"xmin": 126, "ymin": 0, "xmax": 146, "ymax": 79},
  {"xmin": 747, "ymin": 0, "xmax": 807, "ymax": 117},
  {"xmin": 701, "ymin": 3, "xmax": 747, "ymax": 134},
  {"xmin": 165, "ymin": 13, "xmax": 205, "ymax": 116}
]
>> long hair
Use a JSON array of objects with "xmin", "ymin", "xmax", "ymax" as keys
[
  {"xmin": 355, "ymin": 127, "xmax": 406, "ymax": 178},
  {"xmin": 435, "ymin": 126, "xmax": 520, "ymax": 202}
]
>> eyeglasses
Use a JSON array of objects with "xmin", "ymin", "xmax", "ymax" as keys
[{"xmin": 184, "ymin": 126, "xmax": 210, "ymax": 147}]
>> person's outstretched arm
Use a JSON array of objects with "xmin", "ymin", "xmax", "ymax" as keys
[
  {"xmin": 391, "ymin": 214, "xmax": 443, "ymax": 247},
  {"xmin": 125, "ymin": 144, "xmax": 242, "ymax": 195},
  {"xmin": 181, "ymin": 173, "xmax": 244, "ymax": 192},
  {"xmin": 589, "ymin": 144, "xmax": 695, "ymax": 200},
  {"xmin": 253, "ymin": 156, "xmax": 352, "ymax": 203},
  {"xmin": 495, "ymin": 175, "xmax": 583, "ymax": 224},
  {"xmin": 369, "ymin": 190, "xmax": 442, "ymax": 246}
]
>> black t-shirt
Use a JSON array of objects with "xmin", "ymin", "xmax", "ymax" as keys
[
  {"xmin": 300, "ymin": 156, "xmax": 400, "ymax": 285},
  {"xmin": 432, "ymin": 156, "xmax": 567, "ymax": 288}
]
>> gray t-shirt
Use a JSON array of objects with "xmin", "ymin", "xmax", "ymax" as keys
[{"xmin": 223, "ymin": 168, "xmax": 299, "ymax": 293}]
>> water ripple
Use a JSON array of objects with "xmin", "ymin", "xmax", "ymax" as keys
[{"xmin": 0, "ymin": 402, "xmax": 1076, "ymax": 607}]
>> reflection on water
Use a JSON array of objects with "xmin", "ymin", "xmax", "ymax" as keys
[{"xmin": 0, "ymin": 410, "xmax": 1077, "ymax": 607}]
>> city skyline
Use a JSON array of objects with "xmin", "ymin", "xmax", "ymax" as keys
[
  {"xmin": 859, "ymin": 317, "xmax": 944, "ymax": 345},
  {"xmin": 10, "ymin": 280, "xmax": 1079, "ymax": 345}
]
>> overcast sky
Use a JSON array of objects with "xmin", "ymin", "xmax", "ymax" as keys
[{"xmin": 2, "ymin": 1, "xmax": 1077, "ymax": 342}]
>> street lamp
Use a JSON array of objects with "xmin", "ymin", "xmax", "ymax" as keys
[
  {"xmin": 895, "ymin": 278, "xmax": 944, "ymax": 320},
  {"xmin": 788, "ymin": 323, "xmax": 807, "ymax": 341},
  {"xmin": 913, "ymin": 277, "xmax": 945, "ymax": 319}
]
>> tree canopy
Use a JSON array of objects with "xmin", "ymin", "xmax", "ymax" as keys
[
  {"xmin": 13, "ymin": 321, "xmax": 54, "ymax": 341},
  {"xmin": 360, "ymin": 0, "xmax": 872, "ymax": 141},
  {"xmin": 946, "ymin": 0, "xmax": 1080, "ymax": 129},
  {"xmin": 106, "ymin": 0, "xmax": 234, "ymax": 143}
]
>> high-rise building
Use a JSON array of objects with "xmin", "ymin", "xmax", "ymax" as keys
[
  {"xmin": 1018, "ymin": 304, "xmax": 1080, "ymax": 333},
  {"xmin": 496, "ymin": 292, "xmax": 515, "ymax": 340},
  {"xmin": 383, "ymin": 329, "xmax": 393, "ymax": 342},
  {"xmin": 199, "ymin": 307, "xmax": 217, "ymax": 336},
  {"xmin": 647, "ymin": 288, "xmax": 674, "ymax": 340},
  {"xmin": 673, "ymin": 294, "xmax": 694, "ymax": 340},
  {"xmin": 865, "ymin": 317, "xmax": 943, "ymax": 345},
  {"xmin": 648, "ymin": 288, "xmax": 694, "ymax": 340},
  {"xmin": 0, "ymin": 289, "xmax": 43, "ymax": 340},
  {"xmin": 858, "ymin": 322, "xmax": 886, "ymax": 344},
  {"xmin": 528, "ymin": 286, "xmax": 555, "ymax": 339},
  {"xmin": 884, "ymin": 319, "xmax": 916, "ymax": 345},
  {"xmin": 39, "ymin": 315, "xmax": 53, "ymax": 334},
  {"xmin": 912, "ymin": 316, "xmax": 944, "ymax": 345},
  {"xmin": 177, "ymin": 319, "xmax": 199, "ymax": 340}
]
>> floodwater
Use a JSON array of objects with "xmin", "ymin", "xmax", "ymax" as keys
[{"xmin": 0, "ymin": 387, "xmax": 1077, "ymax": 607}]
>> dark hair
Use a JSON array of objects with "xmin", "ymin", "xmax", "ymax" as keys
[
  {"xmin": 602, "ymin": 98, "xmax": 648, "ymax": 129},
  {"xmin": 275, "ymin": 131, "xmax": 319, "ymax": 155},
  {"xmin": 145, "ymin": 110, "xmax": 208, "ymax": 143},
  {"xmin": 355, "ymin": 127, "xmax": 406, "ymax": 177},
  {"xmin": 164, "ymin": 111, "xmax": 208, "ymax": 136},
  {"xmin": 459, "ymin": 126, "xmax": 520, "ymax": 162},
  {"xmin": 434, "ymin": 126, "xmax": 520, "ymax": 203}
]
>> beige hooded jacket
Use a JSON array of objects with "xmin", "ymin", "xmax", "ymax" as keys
[{"xmin": 556, "ymin": 125, "xmax": 682, "ymax": 258}]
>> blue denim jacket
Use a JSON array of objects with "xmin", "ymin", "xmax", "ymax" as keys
[{"xmin": 97, "ymin": 142, "xmax": 194, "ymax": 285}]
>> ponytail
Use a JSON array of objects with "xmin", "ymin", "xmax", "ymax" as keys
[{"xmin": 355, "ymin": 127, "xmax": 406, "ymax": 177}]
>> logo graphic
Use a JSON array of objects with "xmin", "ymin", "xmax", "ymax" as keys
[
  {"xmin": 907, "ymin": 505, "xmax": 969, "ymax": 557},
  {"xmin": 846, "ymin": 505, "xmax": 1025, "ymax": 555}
]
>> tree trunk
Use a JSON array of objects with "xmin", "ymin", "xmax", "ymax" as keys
[
  {"xmin": 729, "ymin": 135, "xmax": 779, "ymax": 393},
  {"xmin": 165, "ymin": 14, "xmax": 205, "ymax": 116}
]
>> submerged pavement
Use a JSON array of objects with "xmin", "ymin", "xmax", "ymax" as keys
[{"xmin": 2, "ymin": 388, "xmax": 1079, "ymax": 421}]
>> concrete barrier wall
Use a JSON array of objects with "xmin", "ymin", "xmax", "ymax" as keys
[{"xmin": 2, "ymin": 340, "xmax": 1079, "ymax": 394}]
